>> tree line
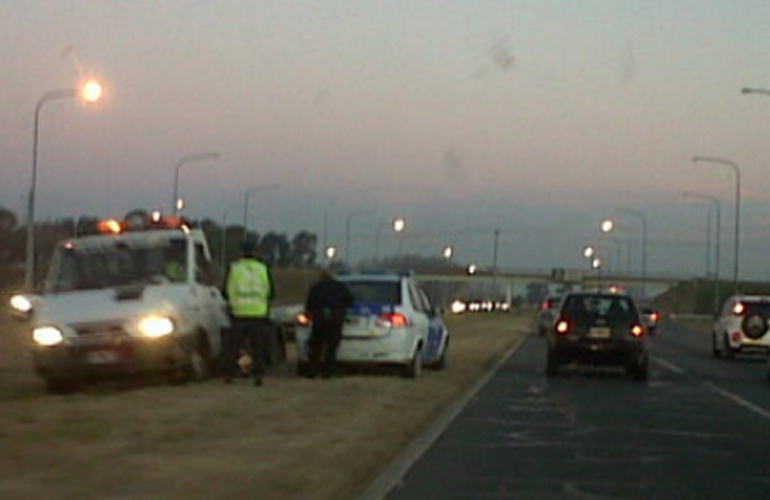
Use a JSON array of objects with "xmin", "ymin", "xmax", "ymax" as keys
[{"xmin": 0, "ymin": 206, "xmax": 318, "ymax": 269}]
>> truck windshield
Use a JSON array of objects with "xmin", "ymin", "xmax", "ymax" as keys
[{"xmin": 44, "ymin": 239, "xmax": 187, "ymax": 293}]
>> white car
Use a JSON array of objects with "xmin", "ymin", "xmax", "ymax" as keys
[
  {"xmin": 12, "ymin": 218, "xmax": 231, "ymax": 393},
  {"xmin": 295, "ymin": 272, "xmax": 449, "ymax": 378},
  {"xmin": 712, "ymin": 295, "xmax": 770, "ymax": 359}
]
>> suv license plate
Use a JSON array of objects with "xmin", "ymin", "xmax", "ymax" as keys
[
  {"xmin": 86, "ymin": 350, "xmax": 119, "ymax": 364},
  {"xmin": 588, "ymin": 327, "xmax": 611, "ymax": 339}
]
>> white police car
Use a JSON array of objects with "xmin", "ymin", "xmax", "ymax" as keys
[
  {"xmin": 295, "ymin": 272, "xmax": 449, "ymax": 378},
  {"xmin": 10, "ymin": 216, "xmax": 231, "ymax": 393}
]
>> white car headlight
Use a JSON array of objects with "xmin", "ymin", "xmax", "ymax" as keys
[
  {"xmin": 33, "ymin": 326, "xmax": 64, "ymax": 346},
  {"xmin": 138, "ymin": 316, "xmax": 175, "ymax": 338}
]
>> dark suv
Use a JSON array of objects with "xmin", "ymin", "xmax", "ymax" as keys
[{"xmin": 546, "ymin": 292, "xmax": 649, "ymax": 380}]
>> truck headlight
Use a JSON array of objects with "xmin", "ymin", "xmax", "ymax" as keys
[
  {"xmin": 33, "ymin": 326, "xmax": 64, "ymax": 346},
  {"xmin": 10, "ymin": 294, "xmax": 33, "ymax": 313},
  {"xmin": 138, "ymin": 316, "xmax": 175, "ymax": 338}
]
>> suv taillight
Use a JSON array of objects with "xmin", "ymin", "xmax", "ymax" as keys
[
  {"xmin": 555, "ymin": 319, "xmax": 570, "ymax": 335},
  {"xmin": 631, "ymin": 324, "xmax": 645, "ymax": 338},
  {"xmin": 732, "ymin": 302, "xmax": 746, "ymax": 316},
  {"xmin": 376, "ymin": 312, "xmax": 409, "ymax": 328}
]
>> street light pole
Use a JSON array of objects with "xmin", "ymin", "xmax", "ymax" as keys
[
  {"xmin": 172, "ymin": 151, "xmax": 220, "ymax": 216},
  {"xmin": 242, "ymin": 183, "xmax": 280, "ymax": 242},
  {"xmin": 692, "ymin": 156, "xmax": 740, "ymax": 293},
  {"xmin": 684, "ymin": 191, "xmax": 722, "ymax": 316},
  {"xmin": 616, "ymin": 209, "xmax": 648, "ymax": 298},
  {"xmin": 25, "ymin": 83, "xmax": 103, "ymax": 292}
]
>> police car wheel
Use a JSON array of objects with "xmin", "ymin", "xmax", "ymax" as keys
[
  {"xmin": 433, "ymin": 341, "xmax": 449, "ymax": 370},
  {"xmin": 403, "ymin": 346, "xmax": 423, "ymax": 379}
]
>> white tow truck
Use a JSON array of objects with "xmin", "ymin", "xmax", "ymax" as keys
[{"xmin": 10, "ymin": 216, "xmax": 232, "ymax": 393}]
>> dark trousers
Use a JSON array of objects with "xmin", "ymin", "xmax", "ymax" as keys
[
  {"xmin": 307, "ymin": 318, "xmax": 344, "ymax": 377},
  {"xmin": 222, "ymin": 317, "xmax": 270, "ymax": 379}
]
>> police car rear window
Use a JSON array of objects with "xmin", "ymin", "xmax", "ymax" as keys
[{"xmin": 345, "ymin": 281, "xmax": 401, "ymax": 306}]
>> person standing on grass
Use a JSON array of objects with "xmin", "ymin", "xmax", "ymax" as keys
[
  {"xmin": 222, "ymin": 240, "xmax": 274, "ymax": 386},
  {"xmin": 304, "ymin": 269, "xmax": 354, "ymax": 379}
]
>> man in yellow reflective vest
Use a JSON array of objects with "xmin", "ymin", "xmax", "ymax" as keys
[{"xmin": 222, "ymin": 240, "xmax": 274, "ymax": 386}]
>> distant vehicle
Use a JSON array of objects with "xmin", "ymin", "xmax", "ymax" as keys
[
  {"xmin": 295, "ymin": 272, "xmax": 449, "ymax": 377},
  {"xmin": 536, "ymin": 295, "xmax": 561, "ymax": 336},
  {"xmin": 712, "ymin": 295, "xmax": 770, "ymax": 359},
  {"xmin": 546, "ymin": 291, "xmax": 649, "ymax": 380},
  {"xmin": 639, "ymin": 306, "xmax": 661, "ymax": 335},
  {"xmin": 9, "ymin": 215, "xmax": 232, "ymax": 393}
]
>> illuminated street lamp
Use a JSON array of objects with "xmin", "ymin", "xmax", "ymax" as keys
[
  {"xmin": 583, "ymin": 245, "xmax": 595, "ymax": 259},
  {"xmin": 600, "ymin": 218, "xmax": 632, "ymax": 273},
  {"xmin": 591, "ymin": 257, "xmax": 602, "ymax": 270},
  {"xmin": 443, "ymin": 245, "xmax": 454, "ymax": 259},
  {"xmin": 25, "ymin": 79, "xmax": 103, "ymax": 292},
  {"xmin": 467, "ymin": 263, "xmax": 478, "ymax": 275},
  {"xmin": 172, "ymin": 151, "xmax": 220, "ymax": 216},
  {"xmin": 393, "ymin": 217, "xmax": 407, "ymax": 255},
  {"xmin": 325, "ymin": 246, "xmax": 337, "ymax": 260}
]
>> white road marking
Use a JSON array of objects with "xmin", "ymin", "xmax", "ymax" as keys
[
  {"xmin": 653, "ymin": 355, "xmax": 770, "ymax": 422},
  {"xmin": 356, "ymin": 334, "xmax": 529, "ymax": 500},
  {"xmin": 651, "ymin": 356, "xmax": 685, "ymax": 374}
]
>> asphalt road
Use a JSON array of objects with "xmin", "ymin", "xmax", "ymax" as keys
[{"xmin": 378, "ymin": 321, "xmax": 770, "ymax": 500}]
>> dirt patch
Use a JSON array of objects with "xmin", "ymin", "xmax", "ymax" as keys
[{"xmin": 0, "ymin": 312, "xmax": 530, "ymax": 500}]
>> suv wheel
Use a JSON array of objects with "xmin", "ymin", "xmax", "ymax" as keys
[
  {"xmin": 722, "ymin": 333, "xmax": 736, "ymax": 360},
  {"xmin": 546, "ymin": 347, "xmax": 560, "ymax": 376},
  {"xmin": 711, "ymin": 332, "xmax": 721, "ymax": 358},
  {"xmin": 403, "ymin": 346, "xmax": 423, "ymax": 379},
  {"xmin": 628, "ymin": 355, "xmax": 649, "ymax": 381}
]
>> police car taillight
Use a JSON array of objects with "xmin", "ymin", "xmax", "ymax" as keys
[{"xmin": 375, "ymin": 312, "xmax": 409, "ymax": 328}]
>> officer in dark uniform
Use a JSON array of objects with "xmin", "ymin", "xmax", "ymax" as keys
[{"xmin": 304, "ymin": 269, "xmax": 354, "ymax": 379}]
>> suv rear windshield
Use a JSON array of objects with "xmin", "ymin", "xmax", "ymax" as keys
[
  {"xmin": 344, "ymin": 281, "xmax": 401, "ymax": 305},
  {"xmin": 562, "ymin": 294, "xmax": 637, "ymax": 321}
]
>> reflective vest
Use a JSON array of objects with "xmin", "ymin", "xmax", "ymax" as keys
[{"xmin": 227, "ymin": 259, "xmax": 271, "ymax": 318}]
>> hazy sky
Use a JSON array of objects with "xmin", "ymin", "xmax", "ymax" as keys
[{"xmin": 3, "ymin": 1, "xmax": 770, "ymax": 278}]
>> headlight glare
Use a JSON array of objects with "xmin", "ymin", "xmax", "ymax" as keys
[
  {"xmin": 138, "ymin": 316, "xmax": 175, "ymax": 338},
  {"xmin": 33, "ymin": 326, "xmax": 64, "ymax": 346},
  {"xmin": 10, "ymin": 294, "xmax": 33, "ymax": 313}
]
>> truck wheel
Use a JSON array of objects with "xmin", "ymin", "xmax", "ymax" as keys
[
  {"xmin": 403, "ymin": 346, "xmax": 423, "ymax": 379},
  {"xmin": 173, "ymin": 334, "xmax": 212, "ymax": 384},
  {"xmin": 44, "ymin": 377, "xmax": 77, "ymax": 395}
]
